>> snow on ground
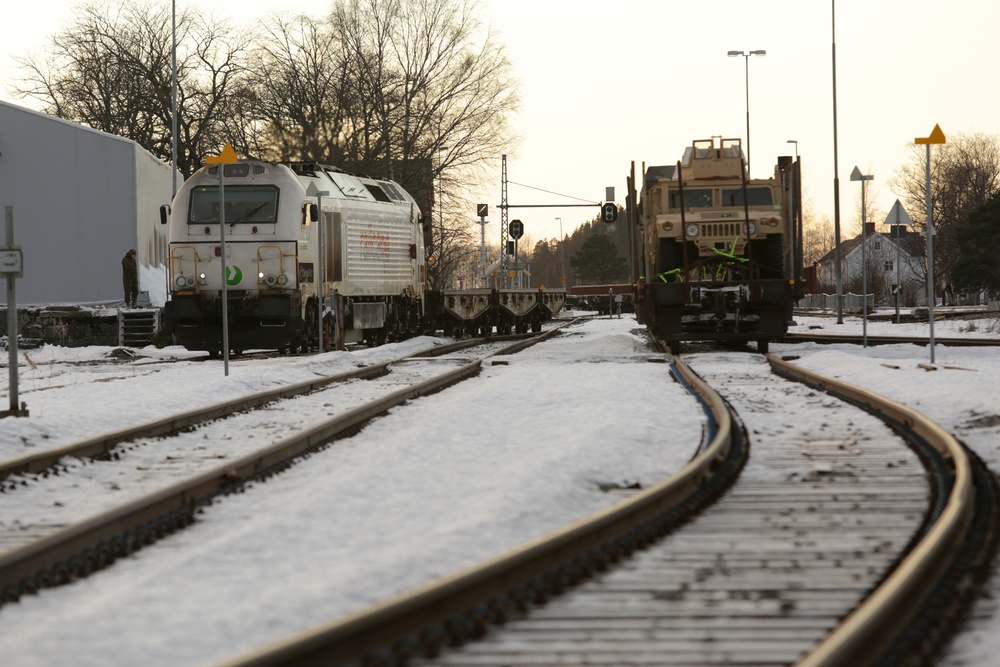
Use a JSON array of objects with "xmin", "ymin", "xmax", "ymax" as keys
[
  {"xmin": 776, "ymin": 310, "xmax": 1000, "ymax": 667},
  {"xmin": 0, "ymin": 315, "xmax": 705, "ymax": 667},
  {"xmin": 0, "ymin": 309, "xmax": 997, "ymax": 666}
]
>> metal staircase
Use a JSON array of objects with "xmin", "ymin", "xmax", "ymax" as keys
[{"xmin": 118, "ymin": 308, "xmax": 160, "ymax": 348}]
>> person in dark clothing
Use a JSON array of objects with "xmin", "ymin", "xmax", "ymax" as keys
[{"xmin": 122, "ymin": 249, "xmax": 138, "ymax": 307}]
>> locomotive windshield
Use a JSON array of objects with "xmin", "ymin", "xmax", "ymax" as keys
[
  {"xmin": 189, "ymin": 185, "xmax": 279, "ymax": 224},
  {"xmin": 721, "ymin": 187, "xmax": 773, "ymax": 207}
]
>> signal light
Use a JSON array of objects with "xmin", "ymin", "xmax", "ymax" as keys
[{"xmin": 602, "ymin": 202, "xmax": 618, "ymax": 223}]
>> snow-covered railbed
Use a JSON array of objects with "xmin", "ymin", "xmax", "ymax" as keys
[{"xmin": 0, "ymin": 317, "xmax": 703, "ymax": 667}]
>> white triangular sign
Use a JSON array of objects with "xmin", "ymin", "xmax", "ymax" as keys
[{"xmin": 884, "ymin": 199, "xmax": 912, "ymax": 227}]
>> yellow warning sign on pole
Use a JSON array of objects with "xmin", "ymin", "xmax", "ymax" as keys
[
  {"xmin": 915, "ymin": 124, "xmax": 946, "ymax": 145},
  {"xmin": 206, "ymin": 142, "xmax": 239, "ymax": 164}
]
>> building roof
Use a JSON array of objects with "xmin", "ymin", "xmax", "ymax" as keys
[{"xmin": 816, "ymin": 230, "xmax": 924, "ymax": 266}]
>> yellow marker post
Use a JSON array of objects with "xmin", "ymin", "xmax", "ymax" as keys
[
  {"xmin": 914, "ymin": 125, "xmax": 945, "ymax": 363},
  {"xmin": 206, "ymin": 142, "xmax": 240, "ymax": 376}
]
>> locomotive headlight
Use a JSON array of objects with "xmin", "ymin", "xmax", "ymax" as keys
[
  {"xmin": 278, "ymin": 274, "xmax": 289, "ymax": 286},
  {"xmin": 176, "ymin": 275, "xmax": 196, "ymax": 288},
  {"xmin": 265, "ymin": 274, "xmax": 279, "ymax": 287},
  {"xmin": 198, "ymin": 272, "xmax": 207, "ymax": 285},
  {"xmin": 685, "ymin": 224, "xmax": 699, "ymax": 237},
  {"xmin": 258, "ymin": 271, "xmax": 265, "ymax": 279}
]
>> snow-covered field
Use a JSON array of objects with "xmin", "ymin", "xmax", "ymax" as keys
[{"xmin": 0, "ymin": 308, "xmax": 997, "ymax": 666}]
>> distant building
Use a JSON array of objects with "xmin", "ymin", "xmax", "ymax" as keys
[
  {"xmin": 815, "ymin": 223, "xmax": 925, "ymax": 306},
  {"xmin": 0, "ymin": 100, "xmax": 177, "ymax": 306}
]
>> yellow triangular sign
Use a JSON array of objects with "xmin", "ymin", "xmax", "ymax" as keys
[
  {"xmin": 915, "ymin": 124, "xmax": 946, "ymax": 145},
  {"xmin": 206, "ymin": 142, "xmax": 239, "ymax": 164}
]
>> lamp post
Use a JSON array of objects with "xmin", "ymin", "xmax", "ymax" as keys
[
  {"xmin": 436, "ymin": 147, "xmax": 448, "ymax": 273},
  {"xmin": 556, "ymin": 217, "xmax": 565, "ymax": 284},
  {"xmin": 915, "ymin": 124, "xmax": 946, "ymax": 364},
  {"xmin": 171, "ymin": 0, "xmax": 177, "ymax": 195},
  {"xmin": 728, "ymin": 49, "xmax": 765, "ymax": 173},
  {"xmin": 850, "ymin": 166, "xmax": 873, "ymax": 347},
  {"xmin": 787, "ymin": 140, "xmax": 799, "ymax": 286},
  {"xmin": 316, "ymin": 190, "xmax": 329, "ymax": 353},
  {"xmin": 832, "ymin": 0, "xmax": 844, "ymax": 323}
]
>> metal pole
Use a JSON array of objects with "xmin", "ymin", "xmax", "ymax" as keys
[
  {"xmin": 479, "ymin": 217, "xmax": 487, "ymax": 288},
  {"xmin": 557, "ymin": 217, "xmax": 564, "ymax": 284},
  {"xmin": 832, "ymin": 0, "xmax": 844, "ymax": 324},
  {"xmin": 219, "ymin": 171, "xmax": 229, "ymax": 376},
  {"xmin": 896, "ymin": 219, "xmax": 903, "ymax": 324},
  {"xmin": 744, "ymin": 55, "xmax": 751, "ymax": 172},
  {"xmin": 926, "ymin": 144, "xmax": 936, "ymax": 363},
  {"xmin": 171, "ymin": 0, "xmax": 177, "ymax": 195},
  {"xmin": 316, "ymin": 192, "xmax": 326, "ymax": 354},
  {"xmin": 5, "ymin": 207, "xmax": 18, "ymax": 415},
  {"xmin": 861, "ymin": 179, "xmax": 868, "ymax": 347}
]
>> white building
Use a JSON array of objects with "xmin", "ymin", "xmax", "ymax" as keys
[
  {"xmin": 816, "ymin": 223, "xmax": 925, "ymax": 306},
  {"xmin": 0, "ymin": 100, "xmax": 176, "ymax": 306}
]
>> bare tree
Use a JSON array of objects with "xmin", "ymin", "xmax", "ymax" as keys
[
  {"xmin": 13, "ymin": 0, "xmax": 251, "ymax": 177},
  {"xmin": 239, "ymin": 14, "xmax": 352, "ymax": 163},
  {"xmin": 891, "ymin": 132, "xmax": 1000, "ymax": 303},
  {"xmin": 330, "ymin": 0, "xmax": 520, "ymax": 287}
]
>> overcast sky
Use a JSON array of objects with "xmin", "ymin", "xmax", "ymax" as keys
[{"xmin": 2, "ymin": 0, "xmax": 997, "ymax": 244}]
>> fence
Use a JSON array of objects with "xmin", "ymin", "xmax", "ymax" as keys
[{"xmin": 798, "ymin": 293, "xmax": 873, "ymax": 313}]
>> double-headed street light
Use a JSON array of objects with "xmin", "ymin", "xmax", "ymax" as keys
[{"xmin": 728, "ymin": 49, "xmax": 766, "ymax": 172}]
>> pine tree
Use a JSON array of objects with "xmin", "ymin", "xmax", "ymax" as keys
[
  {"xmin": 569, "ymin": 234, "xmax": 628, "ymax": 284},
  {"xmin": 952, "ymin": 191, "xmax": 1000, "ymax": 295}
]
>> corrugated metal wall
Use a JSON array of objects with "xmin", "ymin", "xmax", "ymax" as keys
[{"xmin": 0, "ymin": 100, "xmax": 177, "ymax": 306}]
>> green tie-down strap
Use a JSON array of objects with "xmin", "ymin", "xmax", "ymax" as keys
[
  {"xmin": 712, "ymin": 238, "xmax": 749, "ymax": 279},
  {"xmin": 657, "ymin": 268, "xmax": 684, "ymax": 283}
]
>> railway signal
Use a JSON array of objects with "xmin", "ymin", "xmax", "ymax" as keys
[
  {"xmin": 509, "ymin": 219, "xmax": 523, "ymax": 240},
  {"xmin": 602, "ymin": 202, "xmax": 618, "ymax": 224}
]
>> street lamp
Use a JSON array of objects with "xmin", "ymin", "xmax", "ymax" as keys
[
  {"xmin": 850, "ymin": 166, "xmax": 873, "ymax": 347},
  {"xmin": 436, "ymin": 147, "xmax": 448, "ymax": 268},
  {"xmin": 728, "ymin": 49, "xmax": 765, "ymax": 173},
  {"xmin": 556, "ymin": 217, "xmax": 565, "ymax": 284}
]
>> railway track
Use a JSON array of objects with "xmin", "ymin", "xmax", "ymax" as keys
[
  {"xmin": 782, "ymin": 332, "xmax": 1000, "ymax": 347},
  {"xmin": 208, "ymin": 350, "xmax": 997, "ymax": 667},
  {"xmin": 0, "ymin": 330, "xmax": 564, "ymax": 605}
]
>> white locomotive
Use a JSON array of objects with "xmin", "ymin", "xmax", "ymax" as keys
[{"xmin": 162, "ymin": 159, "xmax": 426, "ymax": 354}]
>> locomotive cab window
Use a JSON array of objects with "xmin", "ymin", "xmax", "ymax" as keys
[
  {"xmin": 721, "ymin": 187, "xmax": 773, "ymax": 207},
  {"xmin": 668, "ymin": 188, "xmax": 713, "ymax": 209},
  {"xmin": 189, "ymin": 185, "xmax": 279, "ymax": 224}
]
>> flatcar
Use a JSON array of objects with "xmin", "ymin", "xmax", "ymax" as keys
[
  {"xmin": 636, "ymin": 137, "xmax": 802, "ymax": 353},
  {"xmin": 161, "ymin": 159, "xmax": 425, "ymax": 354}
]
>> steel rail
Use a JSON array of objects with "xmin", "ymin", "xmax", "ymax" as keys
[
  {"xmin": 770, "ymin": 355, "xmax": 976, "ymax": 667},
  {"xmin": 208, "ymin": 355, "xmax": 736, "ymax": 667},
  {"xmin": 782, "ymin": 332, "xmax": 1000, "ymax": 347},
  {"xmin": 0, "ymin": 330, "xmax": 562, "ymax": 603}
]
